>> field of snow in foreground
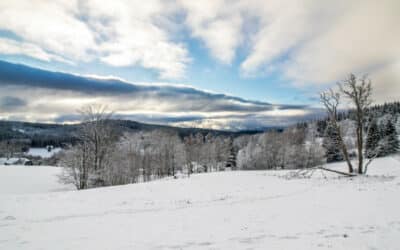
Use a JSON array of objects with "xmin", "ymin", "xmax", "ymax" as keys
[{"xmin": 1, "ymin": 157, "xmax": 400, "ymax": 250}]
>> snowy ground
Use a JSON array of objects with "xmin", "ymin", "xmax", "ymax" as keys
[
  {"xmin": 0, "ymin": 166, "xmax": 75, "ymax": 194},
  {"xmin": 1, "ymin": 157, "xmax": 400, "ymax": 250}
]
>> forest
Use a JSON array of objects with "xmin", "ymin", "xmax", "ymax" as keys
[{"xmin": 56, "ymin": 75, "xmax": 400, "ymax": 189}]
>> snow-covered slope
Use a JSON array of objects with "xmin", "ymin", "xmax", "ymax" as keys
[
  {"xmin": 0, "ymin": 166, "xmax": 75, "ymax": 194},
  {"xmin": 1, "ymin": 157, "xmax": 400, "ymax": 250}
]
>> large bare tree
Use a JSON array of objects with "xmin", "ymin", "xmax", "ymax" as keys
[
  {"xmin": 339, "ymin": 74, "xmax": 372, "ymax": 174},
  {"xmin": 320, "ymin": 74, "xmax": 373, "ymax": 174},
  {"xmin": 320, "ymin": 89, "xmax": 354, "ymax": 173}
]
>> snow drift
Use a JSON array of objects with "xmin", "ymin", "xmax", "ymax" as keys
[{"xmin": 1, "ymin": 156, "xmax": 400, "ymax": 249}]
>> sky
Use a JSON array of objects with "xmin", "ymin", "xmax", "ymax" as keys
[{"xmin": 0, "ymin": 0, "xmax": 399, "ymax": 130}]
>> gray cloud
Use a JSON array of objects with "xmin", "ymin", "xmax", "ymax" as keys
[
  {"xmin": 0, "ymin": 60, "xmax": 320, "ymax": 130},
  {"xmin": 54, "ymin": 113, "xmax": 204, "ymax": 124},
  {"xmin": 0, "ymin": 60, "xmax": 301, "ymax": 114},
  {"xmin": 0, "ymin": 96, "xmax": 26, "ymax": 110}
]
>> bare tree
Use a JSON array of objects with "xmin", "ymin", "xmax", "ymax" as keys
[
  {"xmin": 339, "ymin": 74, "xmax": 372, "ymax": 174},
  {"xmin": 108, "ymin": 130, "xmax": 187, "ymax": 183},
  {"xmin": 0, "ymin": 139, "xmax": 27, "ymax": 159},
  {"xmin": 320, "ymin": 89, "xmax": 354, "ymax": 173},
  {"xmin": 59, "ymin": 143, "xmax": 90, "ymax": 190},
  {"xmin": 304, "ymin": 123, "xmax": 325, "ymax": 169},
  {"xmin": 183, "ymin": 133, "xmax": 204, "ymax": 174},
  {"xmin": 59, "ymin": 104, "xmax": 118, "ymax": 189}
]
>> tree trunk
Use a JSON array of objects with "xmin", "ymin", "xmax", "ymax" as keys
[
  {"xmin": 335, "ymin": 123, "xmax": 354, "ymax": 173},
  {"xmin": 357, "ymin": 126, "xmax": 363, "ymax": 174}
]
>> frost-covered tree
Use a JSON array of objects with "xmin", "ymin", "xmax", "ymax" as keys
[
  {"xmin": 381, "ymin": 119, "xmax": 399, "ymax": 156},
  {"xmin": 235, "ymin": 126, "xmax": 323, "ymax": 170},
  {"xmin": 0, "ymin": 139, "xmax": 28, "ymax": 159},
  {"xmin": 183, "ymin": 133, "xmax": 230, "ymax": 173},
  {"xmin": 395, "ymin": 116, "xmax": 400, "ymax": 135},
  {"xmin": 59, "ymin": 105, "xmax": 118, "ymax": 189},
  {"xmin": 304, "ymin": 124, "xmax": 325, "ymax": 168},
  {"xmin": 365, "ymin": 119, "xmax": 380, "ymax": 158},
  {"xmin": 183, "ymin": 133, "xmax": 204, "ymax": 173},
  {"xmin": 322, "ymin": 121, "xmax": 343, "ymax": 162},
  {"xmin": 59, "ymin": 142, "xmax": 91, "ymax": 190}
]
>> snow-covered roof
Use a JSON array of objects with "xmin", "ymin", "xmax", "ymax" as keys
[{"xmin": 25, "ymin": 147, "xmax": 62, "ymax": 158}]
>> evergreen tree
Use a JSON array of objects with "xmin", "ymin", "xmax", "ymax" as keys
[
  {"xmin": 381, "ymin": 119, "xmax": 399, "ymax": 155},
  {"xmin": 322, "ymin": 122, "xmax": 343, "ymax": 162},
  {"xmin": 396, "ymin": 116, "xmax": 400, "ymax": 135},
  {"xmin": 316, "ymin": 120, "xmax": 327, "ymax": 137},
  {"xmin": 365, "ymin": 119, "xmax": 380, "ymax": 158}
]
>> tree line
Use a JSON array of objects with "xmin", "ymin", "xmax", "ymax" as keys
[
  {"xmin": 59, "ymin": 105, "xmax": 233, "ymax": 189},
  {"xmin": 59, "ymin": 74, "xmax": 400, "ymax": 189}
]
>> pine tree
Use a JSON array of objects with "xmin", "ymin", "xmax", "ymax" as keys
[
  {"xmin": 365, "ymin": 119, "xmax": 380, "ymax": 158},
  {"xmin": 396, "ymin": 116, "xmax": 400, "ymax": 135},
  {"xmin": 322, "ymin": 122, "xmax": 343, "ymax": 162},
  {"xmin": 381, "ymin": 119, "xmax": 399, "ymax": 155}
]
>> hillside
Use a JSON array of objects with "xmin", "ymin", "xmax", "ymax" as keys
[
  {"xmin": 1, "ymin": 156, "xmax": 400, "ymax": 249},
  {"xmin": 0, "ymin": 119, "xmax": 264, "ymax": 147}
]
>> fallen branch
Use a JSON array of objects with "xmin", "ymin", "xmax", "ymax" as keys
[{"xmin": 318, "ymin": 167, "xmax": 357, "ymax": 177}]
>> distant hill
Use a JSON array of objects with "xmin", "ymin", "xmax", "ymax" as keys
[{"xmin": 0, "ymin": 119, "xmax": 267, "ymax": 147}]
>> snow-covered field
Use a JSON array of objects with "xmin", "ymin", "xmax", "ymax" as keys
[
  {"xmin": 1, "ymin": 157, "xmax": 400, "ymax": 250},
  {"xmin": 0, "ymin": 166, "xmax": 75, "ymax": 194}
]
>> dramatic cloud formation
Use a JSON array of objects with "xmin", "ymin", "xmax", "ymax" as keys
[
  {"xmin": 0, "ymin": 1, "xmax": 398, "ymax": 84},
  {"xmin": 0, "ymin": 1, "xmax": 398, "ymax": 129},
  {"xmin": 0, "ymin": 60, "xmax": 320, "ymax": 130}
]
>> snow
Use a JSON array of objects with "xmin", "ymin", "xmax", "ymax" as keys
[
  {"xmin": 1, "ymin": 157, "xmax": 400, "ymax": 249},
  {"xmin": 0, "ymin": 166, "xmax": 75, "ymax": 194},
  {"xmin": 0, "ymin": 157, "xmax": 30, "ymax": 165},
  {"xmin": 26, "ymin": 147, "xmax": 62, "ymax": 158},
  {"xmin": 0, "ymin": 157, "xmax": 20, "ymax": 165}
]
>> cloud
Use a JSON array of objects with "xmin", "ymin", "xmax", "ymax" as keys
[
  {"xmin": 178, "ymin": 0, "xmax": 400, "ymax": 103},
  {"xmin": 0, "ymin": 1, "xmax": 397, "ymax": 106},
  {"xmin": 240, "ymin": 0, "xmax": 317, "ymax": 73},
  {"xmin": 0, "ymin": 38, "xmax": 72, "ymax": 64},
  {"xmin": 52, "ymin": 113, "xmax": 199, "ymax": 124},
  {"xmin": 0, "ymin": 1, "xmax": 95, "ymax": 60},
  {"xmin": 282, "ymin": 0, "xmax": 400, "ymax": 87},
  {"xmin": 179, "ymin": 0, "xmax": 244, "ymax": 64},
  {"xmin": 83, "ymin": 0, "xmax": 190, "ymax": 79},
  {"xmin": 0, "ymin": 60, "xmax": 278, "ymax": 113},
  {"xmin": 0, "ymin": 60, "xmax": 316, "ymax": 130},
  {"xmin": 173, "ymin": 108, "xmax": 325, "ymax": 131},
  {"xmin": 0, "ymin": 96, "xmax": 26, "ymax": 110},
  {"xmin": 0, "ymin": 0, "xmax": 189, "ymax": 79},
  {"xmin": 369, "ymin": 61, "xmax": 400, "ymax": 103},
  {"xmin": 236, "ymin": 0, "xmax": 400, "ymax": 104}
]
